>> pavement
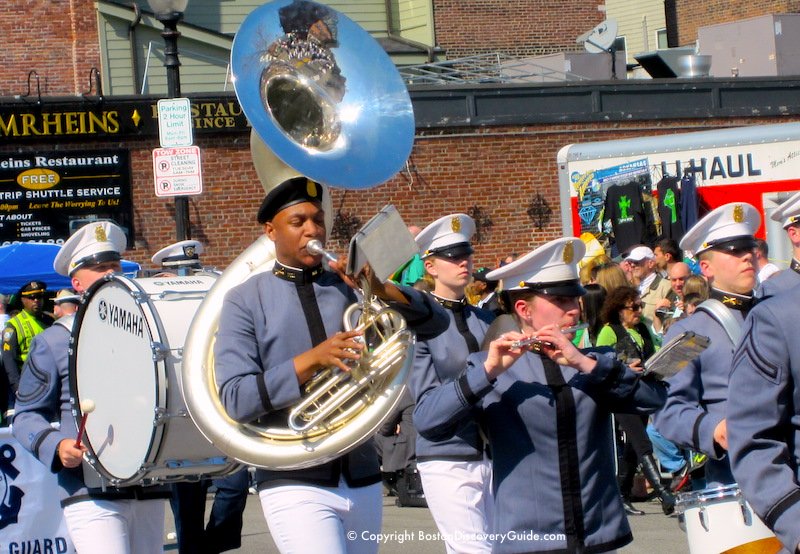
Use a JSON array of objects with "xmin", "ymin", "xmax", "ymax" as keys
[{"xmin": 163, "ymin": 492, "xmax": 689, "ymax": 553}]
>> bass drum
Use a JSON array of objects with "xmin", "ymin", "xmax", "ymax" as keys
[{"xmin": 69, "ymin": 274, "xmax": 239, "ymax": 486}]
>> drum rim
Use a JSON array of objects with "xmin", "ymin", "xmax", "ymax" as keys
[
  {"xmin": 69, "ymin": 273, "xmax": 167, "ymax": 485},
  {"xmin": 676, "ymin": 483, "xmax": 743, "ymax": 511}
]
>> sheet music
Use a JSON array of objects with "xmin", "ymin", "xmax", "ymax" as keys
[{"xmin": 643, "ymin": 331, "xmax": 711, "ymax": 379}]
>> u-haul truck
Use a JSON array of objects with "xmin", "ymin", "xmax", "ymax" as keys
[{"xmin": 557, "ymin": 122, "xmax": 800, "ymax": 265}]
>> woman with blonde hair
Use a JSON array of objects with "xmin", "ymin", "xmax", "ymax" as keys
[
  {"xmin": 681, "ymin": 274, "xmax": 709, "ymax": 300},
  {"xmin": 594, "ymin": 262, "xmax": 629, "ymax": 295}
]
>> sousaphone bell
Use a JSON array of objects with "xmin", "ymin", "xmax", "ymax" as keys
[{"xmin": 181, "ymin": 0, "xmax": 417, "ymax": 470}]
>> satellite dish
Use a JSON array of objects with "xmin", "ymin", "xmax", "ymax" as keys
[{"xmin": 577, "ymin": 19, "xmax": 618, "ymax": 54}]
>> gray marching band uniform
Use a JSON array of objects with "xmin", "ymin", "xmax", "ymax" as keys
[
  {"xmin": 414, "ymin": 348, "xmax": 666, "ymax": 553},
  {"xmin": 215, "ymin": 263, "xmax": 447, "ymax": 491},
  {"xmin": 13, "ymin": 316, "xmax": 169, "ymax": 505},
  {"xmin": 728, "ymin": 287, "xmax": 800, "ymax": 553},
  {"xmin": 411, "ymin": 296, "xmax": 495, "ymax": 551},
  {"xmin": 411, "ymin": 297, "xmax": 495, "ymax": 462},
  {"xmin": 652, "ymin": 289, "xmax": 754, "ymax": 486},
  {"xmin": 757, "ymin": 260, "xmax": 800, "ymax": 298}
]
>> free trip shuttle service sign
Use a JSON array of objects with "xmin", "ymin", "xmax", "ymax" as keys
[{"xmin": 153, "ymin": 146, "xmax": 203, "ymax": 197}]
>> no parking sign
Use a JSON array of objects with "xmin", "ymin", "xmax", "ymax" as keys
[{"xmin": 152, "ymin": 146, "xmax": 203, "ymax": 197}]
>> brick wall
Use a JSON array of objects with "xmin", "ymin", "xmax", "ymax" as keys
[
  {"xmin": 671, "ymin": 0, "xmax": 800, "ymax": 46},
  {"xmin": 432, "ymin": 0, "xmax": 603, "ymax": 59},
  {"xmin": 4, "ymin": 117, "xmax": 785, "ymax": 273},
  {"xmin": 1, "ymin": 0, "xmax": 101, "ymax": 96},
  {"xmin": 1, "ymin": 116, "xmax": 797, "ymax": 272}
]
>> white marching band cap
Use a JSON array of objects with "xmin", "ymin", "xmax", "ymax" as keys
[
  {"xmin": 771, "ymin": 191, "xmax": 800, "ymax": 228},
  {"xmin": 415, "ymin": 214, "xmax": 476, "ymax": 259},
  {"xmin": 152, "ymin": 239, "xmax": 204, "ymax": 268},
  {"xmin": 54, "ymin": 220, "xmax": 126, "ymax": 277},
  {"xmin": 54, "ymin": 288, "xmax": 80, "ymax": 305},
  {"xmin": 487, "ymin": 237, "xmax": 586, "ymax": 296},
  {"xmin": 679, "ymin": 203, "xmax": 760, "ymax": 257}
]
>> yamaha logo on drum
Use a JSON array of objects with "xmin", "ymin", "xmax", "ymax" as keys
[{"xmin": 97, "ymin": 299, "xmax": 144, "ymax": 337}]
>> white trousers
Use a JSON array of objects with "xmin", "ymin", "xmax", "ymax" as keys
[
  {"xmin": 418, "ymin": 458, "xmax": 494, "ymax": 554},
  {"xmin": 63, "ymin": 498, "xmax": 165, "ymax": 554},
  {"xmin": 259, "ymin": 479, "xmax": 382, "ymax": 554}
]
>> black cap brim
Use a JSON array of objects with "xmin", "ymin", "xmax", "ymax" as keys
[
  {"xmin": 521, "ymin": 279, "xmax": 586, "ymax": 297},
  {"xmin": 70, "ymin": 250, "xmax": 121, "ymax": 275},
  {"xmin": 425, "ymin": 242, "xmax": 474, "ymax": 259},
  {"xmin": 707, "ymin": 235, "xmax": 758, "ymax": 253}
]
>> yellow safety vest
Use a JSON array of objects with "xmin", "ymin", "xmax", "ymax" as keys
[{"xmin": 6, "ymin": 310, "xmax": 46, "ymax": 362}]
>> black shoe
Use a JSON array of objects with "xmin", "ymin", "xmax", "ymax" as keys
[
  {"xmin": 659, "ymin": 490, "xmax": 676, "ymax": 516},
  {"xmin": 622, "ymin": 499, "xmax": 645, "ymax": 516}
]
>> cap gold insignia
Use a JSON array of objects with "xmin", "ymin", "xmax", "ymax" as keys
[
  {"xmin": 733, "ymin": 205, "xmax": 744, "ymax": 223},
  {"xmin": 95, "ymin": 224, "xmax": 107, "ymax": 243},
  {"xmin": 563, "ymin": 241, "xmax": 575, "ymax": 264},
  {"xmin": 306, "ymin": 179, "xmax": 318, "ymax": 198},
  {"xmin": 185, "ymin": 246, "xmax": 196, "ymax": 257},
  {"xmin": 519, "ymin": 281, "xmax": 526, "ymax": 288},
  {"xmin": 451, "ymin": 217, "xmax": 461, "ymax": 233}
]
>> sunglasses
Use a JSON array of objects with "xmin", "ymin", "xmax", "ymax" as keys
[
  {"xmin": 624, "ymin": 303, "xmax": 643, "ymax": 311},
  {"xmin": 24, "ymin": 294, "xmax": 44, "ymax": 300}
]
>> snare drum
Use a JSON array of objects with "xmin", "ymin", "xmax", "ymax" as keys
[
  {"xmin": 676, "ymin": 484, "xmax": 782, "ymax": 554},
  {"xmin": 70, "ymin": 274, "xmax": 238, "ymax": 486}
]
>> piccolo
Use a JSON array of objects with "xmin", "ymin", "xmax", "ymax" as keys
[{"xmin": 509, "ymin": 323, "xmax": 589, "ymax": 351}]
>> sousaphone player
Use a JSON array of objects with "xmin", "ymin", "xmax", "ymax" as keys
[
  {"xmin": 214, "ymin": 176, "xmax": 447, "ymax": 552},
  {"xmin": 212, "ymin": 1, "xmax": 443, "ymax": 551}
]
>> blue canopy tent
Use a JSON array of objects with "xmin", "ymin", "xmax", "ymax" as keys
[{"xmin": 0, "ymin": 243, "xmax": 140, "ymax": 295}]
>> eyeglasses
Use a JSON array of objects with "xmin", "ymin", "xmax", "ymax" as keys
[{"xmin": 624, "ymin": 303, "xmax": 643, "ymax": 311}]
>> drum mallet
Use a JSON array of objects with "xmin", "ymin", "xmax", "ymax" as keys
[{"xmin": 75, "ymin": 399, "xmax": 95, "ymax": 448}]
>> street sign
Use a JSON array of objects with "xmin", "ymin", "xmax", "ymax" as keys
[
  {"xmin": 157, "ymin": 98, "xmax": 193, "ymax": 147},
  {"xmin": 153, "ymin": 146, "xmax": 203, "ymax": 197}
]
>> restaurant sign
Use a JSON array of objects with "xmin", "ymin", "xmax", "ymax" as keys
[
  {"xmin": 0, "ymin": 150, "xmax": 134, "ymax": 246},
  {"xmin": 0, "ymin": 95, "xmax": 249, "ymax": 143}
]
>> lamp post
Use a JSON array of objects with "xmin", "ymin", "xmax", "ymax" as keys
[{"xmin": 148, "ymin": 0, "xmax": 191, "ymax": 241}]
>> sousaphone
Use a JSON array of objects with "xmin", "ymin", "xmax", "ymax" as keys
[{"xmin": 181, "ymin": 0, "xmax": 416, "ymax": 470}]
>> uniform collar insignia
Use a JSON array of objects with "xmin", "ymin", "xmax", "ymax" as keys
[
  {"xmin": 710, "ymin": 288, "xmax": 754, "ymax": 312},
  {"xmin": 431, "ymin": 293, "xmax": 467, "ymax": 311},
  {"xmin": 272, "ymin": 261, "xmax": 324, "ymax": 285},
  {"xmin": 791, "ymin": 258, "xmax": 800, "ymax": 275}
]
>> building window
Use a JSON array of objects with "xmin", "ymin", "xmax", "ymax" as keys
[{"xmin": 656, "ymin": 29, "xmax": 668, "ymax": 49}]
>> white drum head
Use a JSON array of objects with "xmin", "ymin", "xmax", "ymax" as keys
[{"xmin": 71, "ymin": 276, "xmax": 164, "ymax": 482}]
